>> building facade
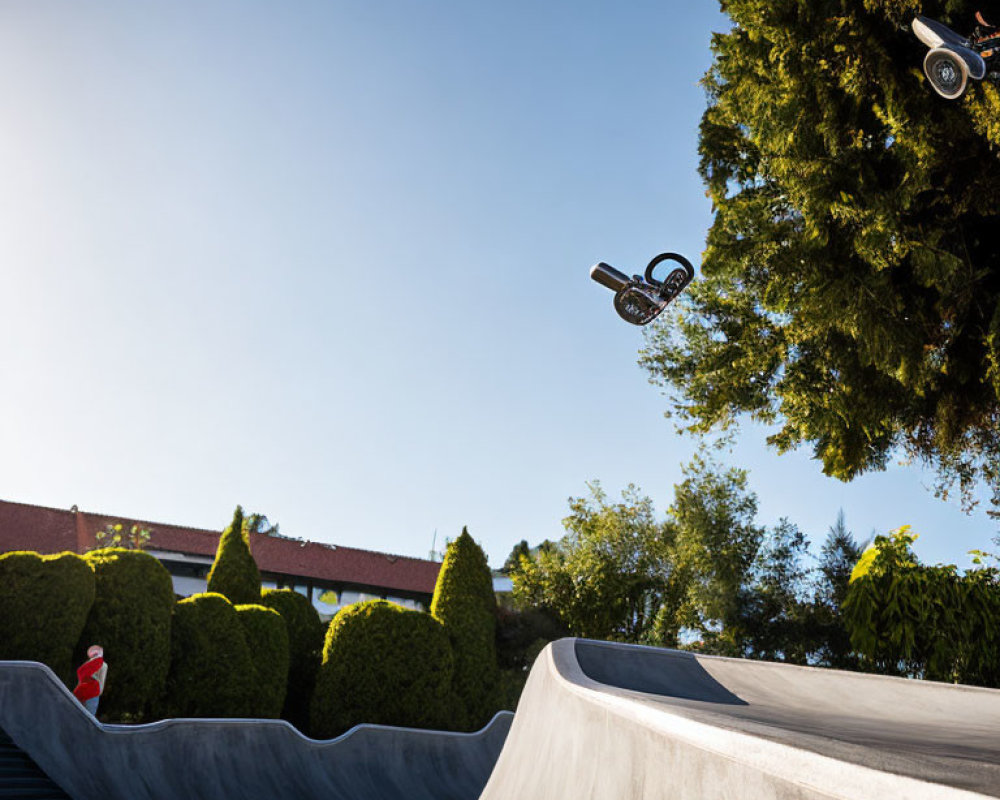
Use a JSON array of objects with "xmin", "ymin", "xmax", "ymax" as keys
[{"xmin": 0, "ymin": 499, "xmax": 442, "ymax": 619}]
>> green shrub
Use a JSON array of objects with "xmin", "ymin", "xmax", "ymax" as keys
[
  {"xmin": 430, "ymin": 528, "xmax": 502, "ymax": 730},
  {"xmin": 0, "ymin": 551, "xmax": 95, "ymax": 684},
  {"xmin": 310, "ymin": 600, "xmax": 455, "ymax": 738},
  {"xmin": 77, "ymin": 548, "xmax": 175, "ymax": 721},
  {"xmin": 163, "ymin": 592, "xmax": 255, "ymax": 717},
  {"xmin": 235, "ymin": 604, "xmax": 289, "ymax": 718},
  {"xmin": 206, "ymin": 506, "xmax": 261, "ymax": 605},
  {"xmin": 260, "ymin": 588, "xmax": 324, "ymax": 731}
]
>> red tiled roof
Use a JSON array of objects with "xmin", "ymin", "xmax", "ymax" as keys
[{"xmin": 0, "ymin": 499, "xmax": 440, "ymax": 597}]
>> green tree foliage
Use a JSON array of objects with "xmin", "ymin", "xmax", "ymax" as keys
[
  {"xmin": 0, "ymin": 552, "xmax": 95, "ymax": 683},
  {"xmin": 206, "ymin": 506, "xmax": 261, "ymax": 606},
  {"xmin": 729, "ymin": 519, "xmax": 813, "ymax": 662},
  {"xmin": 244, "ymin": 512, "xmax": 280, "ymax": 537},
  {"xmin": 810, "ymin": 512, "xmax": 866, "ymax": 668},
  {"xmin": 310, "ymin": 600, "xmax": 456, "ymax": 738},
  {"xmin": 494, "ymin": 605, "xmax": 568, "ymax": 709},
  {"xmin": 513, "ymin": 453, "xmax": 862, "ymax": 667},
  {"xmin": 668, "ymin": 454, "xmax": 766, "ymax": 651},
  {"xmin": 164, "ymin": 592, "xmax": 255, "ymax": 718},
  {"xmin": 260, "ymin": 588, "xmax": 325, "ymax": 732},
  {"xmin": 640, "ymin": 0, "xmax": 1000, "ymax": 514},
  {"xmin": 501, "ymin": 540, "xmax": 531, "ymax": 575},
  {"xmin": 843, "ymin": 527, "xmax": 1000, "ymax": 685},
  {"xmin": 430, "ymin": 528, "xmax": 502, "ymax": 730},
  {"xmin": 512, "ymin": 484, "xmax": 678, "ymax": 644},
  {"xmin": 78, "ymin": 549, "xmax": 175, "ymax": 721},
  {"xmin": 235, "ymin": 604, "xmax": 289, "ymax": 718},
  {"xmin": 91, "ymin": 523, "xmax": 151, "ymax": 551}
]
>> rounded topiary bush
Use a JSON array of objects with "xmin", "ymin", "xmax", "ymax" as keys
[
  {"xmin": 235, "ymin": 603, "xmax": 289, "ymax": 718},
  {"xmin": 163, "ymin": 592, "xmax": 255, "ymax": 718},
  {"xmin": 0, "ymin": 551, "xmax": 95, "ymax": 684},
  {"xmin": 260, "ymin": 588, "xmax": 324, "ymax": 731},
  {"xmin": 206, "ymin": 506, "xmax": 261, "ymax": 606},
  {"xmin": 431, "ymin": 528, "xmax": 502, "ymax": 730},
  {"xmin": 310, "ymin": 600, "xmax": 455, "ymax": 738},
  {"xmin": 77, "ymin": 548, "xmax": 175, "ymax": 721}
]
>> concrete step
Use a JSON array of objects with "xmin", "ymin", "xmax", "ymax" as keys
[
  {"xmin": 0, "ymin": 766, "xmax": 42, "ymax": 779},
  {"xmin": 0, "ymin": 729, "xmax": 70, "ymax": 800},
  {"xmin": 0, "ymin": 789, "xmax": 71, "ymax": 799}
]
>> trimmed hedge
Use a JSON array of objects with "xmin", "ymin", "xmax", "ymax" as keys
[
  {"xmin": 310, "ymin": 600, "xmax": 456, "ymax": 738},
  {"xmin": 207, "ymin": 506, "xmax": 261, "ymax": 606},
  {"xmin": 430, "ymin": 528, "xmax": 502, "ymax": 730},
  {"xmin": 78, "ymin": 548, "xmax": 175, "ymax": 721},
  {"xmin": 0, "ymin": 551, "xmax": 95, "ymax": 683},
  {"xmin": 164, "ymin": 592, "xmax": 255, "ymax": 718},
  {"xmin": 260, "ymin": 588, "xmax": 324, "ymax": 731},
  {"xmin": 235, "ymin": 603, "xmax": 289, "ymax": 718}
]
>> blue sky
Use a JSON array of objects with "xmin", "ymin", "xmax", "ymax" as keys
[{"xmin": 0, "ymin": 1, "xmax": 995, "ymax": 569}]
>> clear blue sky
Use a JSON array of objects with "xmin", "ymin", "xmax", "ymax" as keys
[{"xmin": 0, "ymin": 1, "xmax": 994, "ymax": 569}]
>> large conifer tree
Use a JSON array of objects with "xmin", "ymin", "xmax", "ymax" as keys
[
  {"xmin": 641, "ymin": 1, "xmax": 1000, "ymax": 511},
  {"xmin": 430, "ymin": 528, "xmax": 502, "ymax": 730},
  {"xmin": 207, "ymin": 506, "xmax": 262, "ymax": 606}
]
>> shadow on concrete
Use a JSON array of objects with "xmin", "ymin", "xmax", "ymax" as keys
[{"xmin": 575, "ymin": 639, "xmax": 748, "ymax": 705}]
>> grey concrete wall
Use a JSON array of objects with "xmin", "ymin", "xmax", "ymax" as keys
[
  {"xmin": 0, "ymin": 660, "xmax": 511, "ymax": 800},
  {"xmin": 480, "ymin": 638, "xmax": 1000, "ymax": 800},
  {"xmin": 9, "ymin": 639, "xmax": 1000, "ymax": 800}
]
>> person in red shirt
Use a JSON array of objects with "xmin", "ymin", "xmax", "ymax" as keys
[{"xmin": 72, "ymin": 645, "xmax": 108, "ymax": 717}]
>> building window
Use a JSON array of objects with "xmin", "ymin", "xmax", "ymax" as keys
[{"xmin": 312, "ymin": 587, "xmax": 341, "ymax": 618}]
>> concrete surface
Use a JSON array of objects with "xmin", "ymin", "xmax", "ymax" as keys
[
  {"xmin": 480, "ymin": 638, "xmax": 1000, "ymax": 800},
  {"xmin": 6, "ymin": 639, "xmax": 1000, "ymax": 800},
  {"xmin": 0, "ymin": 660, "xmax": 511, "ymax": 800}
]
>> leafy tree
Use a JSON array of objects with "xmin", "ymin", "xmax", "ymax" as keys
[
  {"xmin": 731, "ymin": 519, "xmax": 813, "ymax": 663},
  {"xmin": 245, "ymin": 512, "xmax": 280, "ymax": 537},
  {"xmin": 91, "ymin": 523, "xmax": 151, "ymax": 551},
  {"xmin": 843, "ymin": 526, "xmax": 1000, "ymax": 685},
  {"xmin": 640, "ymin": 0, "xmax": 1000, "ymax": 514},
  {"xmin": 206, "ymin": 506, "xmax": 261, "ymax": 606},
  {"xmin": 430, "ymin": 527, "xmax": 502, "ymax": 730},
  {"xmin": 668, "ymin": 453, "xmax": 765, "ymax": 653},
  {"xmin": 512, "ymin": 483, "xmax": 678, "ymax": 644},
  {"xmin": 513, "ymin": 456, "xmax": 868, "ymax": 667},
  {"xmin": 501, "ymin": 540, "xmax": 531, "ymax": 575}
]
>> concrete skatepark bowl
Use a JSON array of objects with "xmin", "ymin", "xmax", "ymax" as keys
[{"xmin": 3, "ymin": 637, "xmax": 1000, "ymax": 799}]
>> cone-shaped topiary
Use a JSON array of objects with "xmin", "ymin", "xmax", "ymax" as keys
[
  {"xmin": 0, "ymin": 551, "xmax": 95, "ymax": 684},
  {"xmin": 430, "ymin": 527, "xmax": 502, "ymax": 730},
  {"xmin": 163, "ymin": 592, "xmax": 255, "ymax": 718},
  {"xmin": 235, "ymin": 603, "xmax": 290, "ymax": 718},
  {"xmin": 78, "ymin": 548, "xmax": 175, "ymax": 721},
  {"xmin": 260, "ymin": 588, "xmax": 324, "ymax": 732},
  {"xmin": 310, "ymin": 600, "xmax": 456, "ymax": 738},
  {"xmin": 206, "ymin": 506, "xmax": 261, "ymax": 606}
]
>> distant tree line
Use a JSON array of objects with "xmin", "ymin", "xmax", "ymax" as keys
[{"xmin": 507, "ymin": 450, "xmax": 1000, "ymax": 686}]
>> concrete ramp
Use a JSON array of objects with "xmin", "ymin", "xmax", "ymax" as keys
[
  {"xmin": 0, "ymin": 661, "xmax": 511, "ymax": 800},
  {"xmin": 480, "ymin": 638, "xmax": 1000, "ymax": 800}
]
